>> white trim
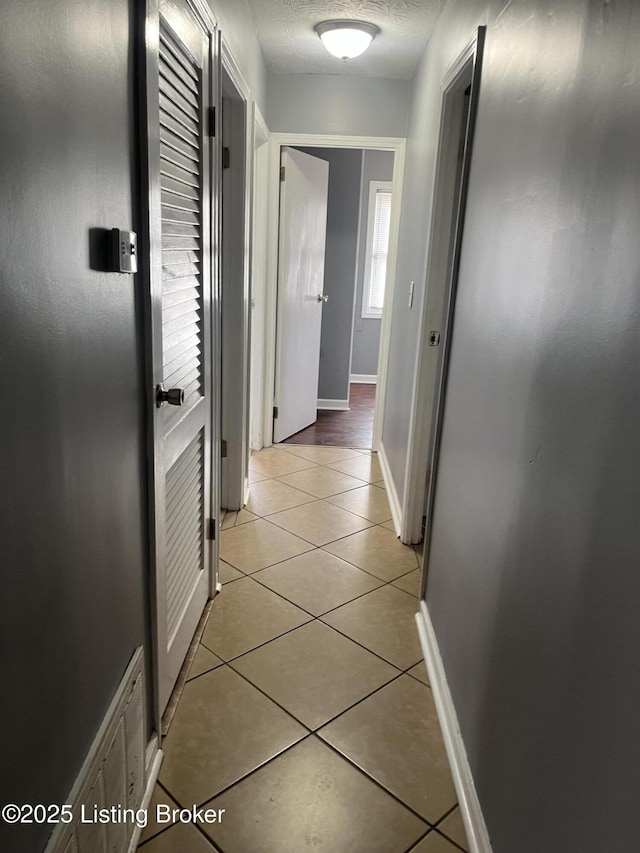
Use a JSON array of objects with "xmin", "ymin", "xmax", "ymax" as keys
[
  {"xmin": 262, "ymin": 133, "xmax": 406, "ymax": 452},
  {"xmin": 220, "ymin": 36, "xmax": 251, "ymax": 101},
  {"xmin": 250, "ymin": 104, "xmax": 269, "ymax": 452},
  {"xmin": 416, "ymin": 601, "xmax": 493, "ymax": 853},
  {"xmin": 127, "ymin": 738, "xmax": 163, "ymax": 853},
  {"xmin": 377, "ymin": 441, "xmax": 402, "ymax": 536},
  {"xmin": 350, "ymin": 373, "xmax": 377, "ymax": 384},
  {"xmin": 373, "ymin": 143, "xmax": 404, "ymax": 451},
  {"xmin": 347, "ymin": 150, "xmax": 366, "ymax": 405},
  {"xmin": 317, "ymin": 398, "xmax": 350, "ymax": 411},
  {"xmin": 402, "ymin": 32, "xmax": 479, "ymax": 544}
]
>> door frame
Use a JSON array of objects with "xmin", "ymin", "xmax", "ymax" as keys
[
  {"xmin": 140, "ymin": 0, "xmax": 219, "ymax": 731},
  {"xmin": 402, "ymin": 29, "xmax": 486, "ymax": 550},
  {"xmin": 248, "ymin": 105, "xmax": 269, "ymax": 451},
  {"xmin": 219, "ymin": 39, "xmax": 252, "ymax": 510},
  {"xmin": 262, "ymin": 133, "xmax": 406, "ymax": 451}
]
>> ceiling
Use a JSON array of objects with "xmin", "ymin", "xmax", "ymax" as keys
[{"xmin": 245, "ymin": 0, "xmax": 446, "ymax": 80}]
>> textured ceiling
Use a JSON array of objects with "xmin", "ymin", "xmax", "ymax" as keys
[{"xmin": 246, "ymin": 0, "xmax": 446, "ymax": 79}]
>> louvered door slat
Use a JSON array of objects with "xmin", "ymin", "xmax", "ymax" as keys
[
  {"xmin": 163, "ymin": 266, "xmax": 200, "ymax": 286},
  {"xmin": 160, "ymin": 141, "xmax": 199, "ymax": 175},
  {"xmin": 164, "ymin": 342, "xmax": 202, "ymax": 372},
  {"xmin": 160, "ymin": 32, "xmax": 198, "ymax": 83},
  {"xmin": 161, "ymin": 175, "xmax": 199, "ymax": 202},
  {"xmin": 165, "ymin": 364, "xmax": 200, "ymax": 397},
  {"xmin": 161, "ymin": 192, "xmax": 200, "ymax": 215},
  {"xmin": 166, "ymin": 476, "xmax": 201, "ymax": 540},
  {"xmin": 160, "ymin": 114, "xmax": 199, "ymax": 156},
  {"xmin": 159, "ymin": 85, "xmax": 199, "ymax": 126},
  {"xmin": 162, "ymin": 360, "xmax": 200, "ymax": 393},
  {"xmin": 163, "ymin": 308, "xmax": 200, "ymax": 334},
  {"xmin": 166, "ymin": 433, "xmax": 201, "ymax": 490},
  {"xmin": 159, "ymin": 64, "xmax": 199, "ymax": 113},
  {"xmin": 162, "ymin": 292, "xmax": 200, "ymax": 315},
  {"xmin": 161, "ymin": 162, "xmax": 199, "ymax": 192},
  {"xmin": 165, "ymin": 430, "xmax": 204, "ymax": 640},
  {"xmin": 162, "ymin": 248, "xmax": 200, "ymax": 266},
  {"xmin": 160, "ymin": 101, "xmax": 199, "ymax": 140},
  {"xmin": 167, "ymin": 534, "xmax": 202, "ymax": 610}
]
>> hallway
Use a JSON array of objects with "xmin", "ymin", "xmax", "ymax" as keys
[{"xmin": 138, "ymin": 445, "xmax": 469, "ymax": 852}]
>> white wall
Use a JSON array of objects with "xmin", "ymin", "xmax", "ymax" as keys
[{"xmin": 267, "ymin": 74, "xmax": 410, "ymax": 137}]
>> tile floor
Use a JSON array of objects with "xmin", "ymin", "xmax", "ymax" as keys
[{"xmin": 138, "ymin": 445, "xmax": 469, "ymax": 853}]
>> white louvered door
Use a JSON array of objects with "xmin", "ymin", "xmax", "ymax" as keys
[{"xmin": 147, "ymin": 0, "xmax": 217, "ymax": 718}]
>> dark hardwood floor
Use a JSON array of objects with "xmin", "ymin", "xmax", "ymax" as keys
[{"xmin": 282, "ymin": 383, "xmax": 376, "ymax": 449}]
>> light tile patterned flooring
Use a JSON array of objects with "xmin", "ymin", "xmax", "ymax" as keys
[{"xmin": 138, "ymin": 445, "xmax": 469, "ymax": 853}]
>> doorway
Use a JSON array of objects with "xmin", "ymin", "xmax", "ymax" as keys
[
  {"xmin": 262, "ymin": 135, "xmax": 405, "ymax": 453},
  {"xmin": 402, "ymin": 29, "xmax": 485, "ymax": 548},
  {"xmin": 220, "ymin": 52, "xmax": 250, "ymax": 511}
]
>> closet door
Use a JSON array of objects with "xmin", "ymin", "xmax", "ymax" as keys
[{"xmin": 146, "ymin": 0, "xmax": 217, "ymax": 718}]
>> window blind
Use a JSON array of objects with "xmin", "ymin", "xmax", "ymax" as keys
[{"xmin": 367, "ymin": 189, "xmax": 392, "ymax": 314}]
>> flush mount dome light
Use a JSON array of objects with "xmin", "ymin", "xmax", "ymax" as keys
[{"xmin": 314, "ymin": 20, "xmax": 379, "ymax": 60}]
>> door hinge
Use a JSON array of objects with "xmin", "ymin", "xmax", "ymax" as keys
[
  {"xmin": 208, "ymin": 106, "xmax": 216, "ymax": 138},
  {"xmin": 273, "ymin": 406, "xmax": 279, "ymax": 419},
  {"xmin": 221, "ymin": 439, "xmax": 228, "ymax": 458},
  {"xmin": 222, "ymin": 146, "xmax": 230, "ymax": 169},
  {"xmin": 207, "ymin": 518, "xmax": 217, "ymax": 540},
  {"xmin": 280, "ymin": 166, "xmax": 286, "ymax": 182}
]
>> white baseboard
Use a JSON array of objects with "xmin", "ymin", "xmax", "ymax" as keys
[
  {"xmin": 415, "ymin": 602, "xmax": 493, "ymax": 853},
  {"xmin": 377, "ymin": 441, "xmax": 402, "ymax": 537},
  {"xmin": 317, "ymin": 398, "xmax": 350, "ymax": 411},
  {"xmin": 350, "ymin": 373, "xmax": 377, "ymax": 384}
]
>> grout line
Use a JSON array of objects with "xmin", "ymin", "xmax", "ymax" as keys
[
  {"xmin": 317, "ymin": 615, "xmax": 423, "ymax": 671},
  {"xmin": 314, "ymin": 735, "xmax": 434, "ymax": 830},
  {"xmin": 198, "ymin": 607, "xmax": 314, "ymax": 663},
  {"xmin": 402, "ymin": 828, "xmax": 433, "ymax": 853},
  {"xmin": 207, "ymin": 570, "xmax": 419, "ymax": 673},
  {"xmin": 242, "ymin": 511, "xmax": 375, "ymax": 550},
  {"xmin": 248, "ymin": 566, "xmax": 386, "ymax": 619},
  {"xmin": 196, "ymin": 731, "xmax": 317, "ymax": 809},
  {"xmin": 153, "ymin": 447, "xmax": 441, "ymax": 851}
]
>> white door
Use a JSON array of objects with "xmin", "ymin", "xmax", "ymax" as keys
[
  {"xmin": 146, "ymin": 0, "xmax": 217, "ymax": 719},
  {"xmin": 273, "ymin": 147, "xmax": 329, "ymax": 442}
]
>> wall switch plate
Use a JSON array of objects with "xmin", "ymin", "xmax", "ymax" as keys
[{"xmin": 110, "ymin": 228, "xmax": 137, "ymax": 273}]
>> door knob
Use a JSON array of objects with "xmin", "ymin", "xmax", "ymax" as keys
[
  {"xmin": 156, "ymin": 385, "xmax": 185, "ymax": 407},
  {"xmin": 317, "ymin": 294, "xmax": 329, "ymax": 303}
]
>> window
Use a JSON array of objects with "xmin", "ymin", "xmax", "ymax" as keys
[{"xmin": 361, "ymin": 180, "xmax": 392, "ymax": 319}]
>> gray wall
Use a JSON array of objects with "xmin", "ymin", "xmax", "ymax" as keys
[
  {"xmin": 297, "ymin": 148, "xmax": 362, "ymax": 402},
  {"xmin": 0, "ymin": 1, "xmax": 147, "ymax": 849},
  {"xmin": 384, "ymin": 0, "xmax": 640, "ymax": 850},
  {"xmin": 351, "ymin": 149, "xmax": 395, "ymax": 377},
  {"xmin": 210, "ymin": 0, "xmax": 268, "ymax": 114},
  {"xmin": 268, "ymin": 74, "xmax": 410, "ymax": 137}
]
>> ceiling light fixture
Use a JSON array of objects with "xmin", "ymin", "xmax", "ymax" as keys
[{"xmin": 314, "ymin": 20, "xmax": 379, "ymax": 60}]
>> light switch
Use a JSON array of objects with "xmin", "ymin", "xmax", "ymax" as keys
[{"xmin": 110, "ymin": 228, "xmax": 137, "ymax": 274}]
